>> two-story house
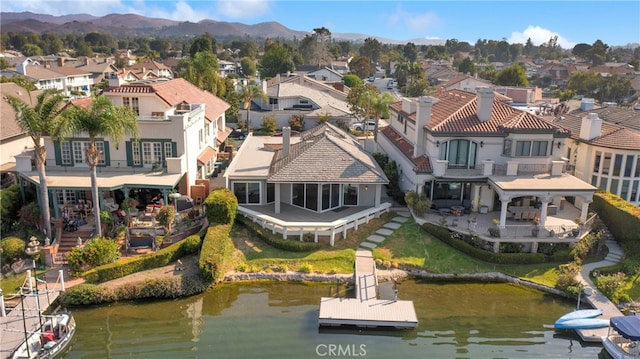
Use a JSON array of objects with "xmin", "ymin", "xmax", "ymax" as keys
[
  {"xmin": 377, "ymin": 87, "xmax": 596, "ymax": 229},
  {"xmin": 14, "ymin": 78, "xmax": 230, "ymax": 218},
  {"xmin": 14, "ymin": 59, "xmax": 92, "ymax": 97},
  {"xmin": 556, "ymin": 106, "xmax": 640, "ymax": 206}
]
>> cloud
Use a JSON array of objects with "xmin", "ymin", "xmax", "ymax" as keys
[
  {"xmin": 215, "ymin": 0, "xmax": 271, "ymax": 20},
  {"xmin": 1, "ymin": 0, "xmax": 134, "ymax": 16},
  {"xmin": 145, "ymin": 1, "xmax": 210, "ymax": 22},
  {"xmin": 387, "ymin": 5, "xmax": 443, "ymax": 38},
  {"xmin": 508, "ymin": 25, "xmax": 576, "ymax": 49}
]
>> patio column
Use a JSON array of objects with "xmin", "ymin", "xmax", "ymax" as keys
[
  {"xmin": 539, "ymin": 199, "xmax": 549, "ymax": 227},
  {"xmin": 161, "ymin": 189, "xmax": 168, "ymax": 206},
  {"xmin": 99, "ymin": 190, "xmax": 106, "ymax": 210},
  {"xmin": 274, "ymin": 183, "xmax": 281, "ymax": 214},
  {"xmin": 499, "ymin": 198, "xmax": 509, "ymax": 228},
  {"xmin": 580, "ymin": 201, "xmax": 591, "ymax": 222},
  {"xmin": 375, "ymin": 185, "xmax": 381, "ymax": 207}
]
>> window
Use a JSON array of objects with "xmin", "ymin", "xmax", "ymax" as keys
[
  {"xmin": 440, "ymin": 139, "xmax": 477, "ymax": 169},
  {"xmin": 631, "ymin": 181, "xmax": 639, "ymax": 203},
  {"xmin": 625, "ymin": 156, "xmax": 634, "ymax": 177},
  {"xmin": 321, "ymin": 184, "xmax": 340, "ymax": 211},
  {"xmin": 269, "ymin": 98, "xmax": 278, "ymax": 105},
  {"xmin": 132, "ymin": 142, "xmax": 141, "ymax": 166},
  {"xmin": 343, "ymin": 184, "xmax": 358, "ymax": 206},
  {"xmin": 515, "ymin": 141, "xmax": 548, "ymax": 156},
  {"xmin": 292, "ymin": 184, "xmax": 305, "ymax": 207},
  {"xmin": 60, "ymin": 142, "xmax": 72, "ymax": 165},
  {"xmin": 600, "ymin": 177, "xmax": 608, "ymax": 191},
  {"xmin": 233, "ymin": 182, "xmax": 260, "ymax": 204},
  {"xmin": 602, "ymin": 153, "xmax": 612, "ymax": 175},
  {"xmin": 69, "ymin": 140, "xmax": 105, "ymax": 166},
  {"xmin": 621, "ymin": 180, "xmax": 630, "ymax": 201},
  {"xmin": 142, "ymin": 142, "xmax": 162, "ymax": 165},
  {"xmin": 613, "ymin": 154, "xmax": 623, "ymax": 176},
  {"xmin": 594, "ymin": 152, "xmax": 602, "ymax": 173},
  {"xmin": 503, "ymin": 139, "xmax": 512, "ymax": 156},
  {"xmin": 305, "ymin": 184, "xmax": 318, "ymax": 211},
  {"xmin": 635, "ymin": 157, "xmax": 640, "ymax": 177},
  {"xmin": 131, "ymin": 97, "xmax": 139, "ymax": 115},
  {"xmin": 267, "ymin": 183, "xmax": 275, "ymax": 203},
  {"xmin": 164, "ymin": 142, "xmax": 173, "ymax": 162}
]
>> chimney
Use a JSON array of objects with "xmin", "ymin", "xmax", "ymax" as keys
[
  {"xmin": 58, "ymin": 57, "xmax": 65, "ymax": 67},
  {"xmin": 108, "ymin": 73, "xmax": 124, "ymax": 87},
  {"xmin": 476, "ymin": 87, "xmax": 494, "ymax": 122},
  {"xmin": 401, "ymin": 98, "xmax": 416, "ymax": 114},
  {"xmin": 413, "ymin": 96, "xmax": 437, "ymax": 157},
  {"xmin": 579, "ymin": 113, "xmax": 602, "ymax": 141},
  {"xmin": 282, "ymin": 126, "xmax": 291, "ymax": 157}
]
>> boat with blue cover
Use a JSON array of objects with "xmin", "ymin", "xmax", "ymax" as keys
[{"xmin": 602, "ymin": 315, "xmax": 640, "ymax": 359}]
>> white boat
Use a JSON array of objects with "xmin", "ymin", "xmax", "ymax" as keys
[
  {"xmin": 602, "ymin": 315, "xmax": 640, "ymax": 359},
  {"xmin": 555, "ymin": 309, "xmax": 603, "ymax": 323},
  {"xmin": 9, "ymin": 312, "xmax": 76, "ymax": 359},
  {"xmin": 554, "ymin": 318, "xmax": 609, "ymax": 329}
]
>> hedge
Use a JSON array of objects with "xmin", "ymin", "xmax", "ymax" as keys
[
  {"xmin": 421, "ymin": 223, "xmax": 547, "ymax": 265},
  {"xmin": 591, "ymin": 191, "xmax": 640, "ymax": 260},
  {"xmin": 235, "ymin": 215, "xmax": 322, "ymax": 252},
  {"xmin": 82, "ymin": 234, "xmax": 203, "ymax": 284},
  {"xmin": 198, "ymin": 224, "xmax": 234, "ymax": 283},
  {"xmin": 204, "ymin": 187, "xmax": 238, "ymax": 225}
]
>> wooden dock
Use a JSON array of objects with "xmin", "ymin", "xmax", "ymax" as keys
[
  {"xmin": 1, "ymin": 270, "xmax": 65, "ymax": 359},
  {"xmin": 318, "ymin": 250, "xmax": 418, "ymax": 329},
  {"xmin": 575, "ymin": 288, "xmax": 624, "ymax": 342}
]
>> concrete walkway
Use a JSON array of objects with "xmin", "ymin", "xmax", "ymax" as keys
[
  {"xmin": 358, "ymin": 207, "xmax": 411, "ymax": 250},
  {"xmin": 574, "ymin": 238, "xmax": 625, "ymax": 342}
]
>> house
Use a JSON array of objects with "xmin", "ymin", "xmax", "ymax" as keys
[
  {"xmin": 218, "ymin": 60, "xmax": 238, "ymax": 77},
  {"xmin": 555, "ymin": 105, "xmax": 640, "ymax": 205},
  {"xmin": 14, "ymin": 59, "xmax": 92, "ymax": 97},
  {"xmin": 439, "ymin": 73, "xmax": 492, "ymax": 93},
  {"xmin": 126, "ymin": 60, "xmax": 173, "ymax": 79},
  {"xmin": 493, "ymin": 86, "xmax": 542, "ymax": 105},
  {"xmin": 0, "ymin": 83, "xmax": 43, "ymax": 188},
  {"xmin": 74, "ymin": 59, "xmax": 119, "ymax": 87},
  {"xmin": 307, "ymin": 67, "xmax": 344, "ymax": 82},
  {"xmin": 377, "ymin": 87, "xmax": 596, "ymax": 232},
  {"xmin": 224, "ymin": 123, "xmax": 389, "ymax": 245},
  {"xmin": 14, "ymin": 77, "xmax": 230, "ymax": 220}
]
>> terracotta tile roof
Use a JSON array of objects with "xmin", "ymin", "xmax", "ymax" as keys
[
  {"xmin": 268, "ymin": 123, "xmax": 388, "ymax": 183},
  {"xmin": 104, "ymin": 78, "xmax": 230, "ymax": 122},
  {"xmin": 379, "ymin": 126, "xmax": 432, "ymax": 173},
  {"xmin": 217, "ymin": 127, "xmax": 233, "ymax": 144},
  {"xmin": 69, "ymin": 97, "xmax": 93, "ymax": 109},
  {"xmin": 553, "ymin": 108, "xmax": 640, "ymax": 150},
  {"xmin": 197, "ymin": 146, "xmax": 216, "ymax": 165},
  {"xmin": 392, "ymin": 89, "xmax": 564, "ymax": 136}
]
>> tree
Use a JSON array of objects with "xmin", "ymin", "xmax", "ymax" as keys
[
  {"xmin": 364, "ymin": 91, "xmax": 395, "ymax": 142},
  {"xmin": 189, "ymin": 34, "xmax": 214, "ymax": 58},
  {"xmin": 360, "ymin": 37, "xmax": 382, "ymax": 63},
  {"xmin": 458, "ymin": 57, "xmax": 477, "ymax": 75},
  {"xmin": 572, "ymin": 43, "xmax": 592, "ymax": 58},
  {"xmin": 65, "ymin": 96, "xmax": 139, "ymax": 237},
  {"xmin": 259, "ymin": 42, "xmax": 295, "ymax": 79},
  {"xmin": 176, "ymin": 51, "xmax": 221, "ymax": 94},
  {"xmin": 299, "ymin": 27, "xmax": 333, "ymax": 66},
  {"xmin": 566, "ymin": 71, "xmax": 602, "ymax": 97},
  {"xmin": 495, "ymin": 63, "xmax": 528, "ymax": 87},
  {"xmin": 403, "ymin": 42, "xmax": 418, "ymax": 63},
  {"xmin": 587, "ymin": 40, "xmax": 609, "ymax": 66},
  {"xmin": 342, "ymin": 74, "xmax": 362, "ymax": 88},
  {"xmin": 346, "ymin": 83, "xmax": 380, "ymax": 138},
  {"xmin": 5, "ymin": 89, "xmax": 68, "ymax": 240},
  {"xmin": 237, "ymin": 81, "xmax": 266, "ymax": 130},
  {"xmin": 22, "ymin": 43, "xmax": 43, "ymax": 56},
  {"xmin": 348, "ymin": 56, "xmax": 372, "ymax": 79},
  {"xmin": 240, "ymin": 57, "xmax": 256, "ymax": 77}
]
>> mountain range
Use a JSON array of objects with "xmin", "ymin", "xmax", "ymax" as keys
[{"xmin": 0, "ymin": 11, "xmax": 446, "ymax": 46}]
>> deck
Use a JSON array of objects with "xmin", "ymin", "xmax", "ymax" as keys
[
  {"xmin": 318, "ymin": 250, "xmax": 418, "ymax": 329},
  {"xmin": 0, "ymin": 270, "xmax": 65, "ymax": 359}
]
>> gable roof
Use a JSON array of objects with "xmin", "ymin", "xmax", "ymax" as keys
[
  {"xmin": 0, "ymin": 83, "xmax": 43, "ymax": 140},
  {"xmin": 553, "ymin": 108, "xmax": 640, "ymax": 150},
  {"xmin": 267, "ymin": 122, "xmax": 388, "ymax": 183},
  {"xmin": 103, "ymin": 78, "xmax": 230, "ymax": 122},
  {"xmin": 379, "ymin": 126, "xmax": 432, "ymax": 173}
]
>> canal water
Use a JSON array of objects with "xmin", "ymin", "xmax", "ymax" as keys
[{"xmin": 64, "ymin": 280, "xmax": 607, "ymax": 358}]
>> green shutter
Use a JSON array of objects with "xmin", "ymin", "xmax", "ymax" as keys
[
  {"xmin": 53, "ymin": 141, "xmax": 62, "ymax": 166},
  {"xmin": 171, "ymin": 141, "xmax": 177, "ymax": 157},
  {"xmin": 125, "ymin": 141, "xmax": 133, "ymax": 166},
  {"xmin": 103, "ymin": 141, "xmax": 110, "ymax": 166}
]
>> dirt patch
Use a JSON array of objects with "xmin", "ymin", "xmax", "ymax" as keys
[{"xmin": 98, "ymin": 254, "xmax": 200, "ymax": 291}]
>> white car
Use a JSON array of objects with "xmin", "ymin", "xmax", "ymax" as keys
[{"xmin": 352, "ymin": 120, "xmax": 376, "ymax": 132}]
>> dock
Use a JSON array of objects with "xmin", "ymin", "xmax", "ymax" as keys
[
  {"xmin": 318, "ymin": 249, "xmax": 418, "ymax": 329},
  {"xmin": 1, "ymin": 270, "xmax": 65, "ymax": 358}
]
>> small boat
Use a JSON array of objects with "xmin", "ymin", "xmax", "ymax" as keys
[
  {"xmin": 555, "ymin": 309, "xmax": 603, "ymax": 323},
  {"xmin": 602, "ymin": 315, "xmax": 640, "ymax": 359},
  {"xmin": 10, "ymin": 312, "xmax": 76, "ymax": 359},
  {"xmin": 554, "ymin": 318, "xmax": 610, "ymax": 329}
]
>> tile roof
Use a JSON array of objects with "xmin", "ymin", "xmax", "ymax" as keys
[
  {"xmin": 103, "ymin": 78, "xmax": 230, "ymax": 122},
  {"xmin": 379, "ymin": 126, "xmax": 432, "ymax": 173},
  {"xmin": 0, "ymin": 83, "xmax": 43, "ymax": 140},
  {"xmin": 20, "ymin": 65, "xmax": 65, "ymax": 80},
  {"xmin": 391, "ymin": 89, "xmax": 565, "ymax": 136},
  {"xmin": 552, "ymin": 108, "xmax": 640, "ymax": 150},
  {"xmin": 197, "ymin": 146, "xmax": 216, "ymax": 165},
  {"xmin": 268, "ymin": 123, "xmax": 388, "ymax": 183}
]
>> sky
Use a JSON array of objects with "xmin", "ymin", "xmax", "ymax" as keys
[{"xmin": 2, "ymin": 0, "xmax": 639, "ymax": 48}]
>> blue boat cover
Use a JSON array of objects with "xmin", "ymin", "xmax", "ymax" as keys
[{"xmin": 611, "ymin": 315, "xmax": 640, "ymax": 341}]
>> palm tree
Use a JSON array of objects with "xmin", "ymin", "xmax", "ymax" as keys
[
  {"xmin": 237, "ymin": 80, "xmax": 266, "ymax": 131},
  {"xmin": 65, "ymin": 96, "xmax": 138, "ymax": 237},
  {"xmin": 5, "ymin": 89, "xmax": 68, "ymax": 240},
  {"xmin": 364, "ymin": 91, "xmax": 396, "ymax": 142}
]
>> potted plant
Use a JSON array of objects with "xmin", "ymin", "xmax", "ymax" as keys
[
  {"xmin": 121, "ymin": 197, "xmax": 138, "ymax": 226},
  {"xmin": 489, "ymin": 218, "xmax": 501, "ymax": 237},
  {"xmin": 156, "ymin": 205, "xmax": 176, "ymax": 234},
  {"xmin": 572, "ymin": 217, "xmax": 583, "ymax": 237},
  {"xmin": 531, "ymin": 216, "xmax": 540, "ymax": 237}
]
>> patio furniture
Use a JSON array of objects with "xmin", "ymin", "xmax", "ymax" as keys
[
  {"xmin": 439, "ymin": 208, "xmax": 451, "ymax": 216},
  {"xmin": 450, "ymin": 206, "xmax": 464, "ymax": 216},
  {"xmin": 104, "ymin": 197, "xmax": 119, "ymax": 212}
]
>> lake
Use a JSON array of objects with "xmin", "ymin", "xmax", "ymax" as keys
[{"xmin": 63, "ymin": 280, "xmax": 608, "ymax": 358}]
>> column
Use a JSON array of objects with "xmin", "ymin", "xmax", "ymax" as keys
[
  {"xmin": 161, "ymin": 189, "xmax": 169, "ymax": 206},
  {"xmin": 375, "ymin": 185, "xmax": 381, "ymax": 207},
  {"xmin": 539, "ymin": 199, "xmax": 549, "ymax": 227},
  {"xmin": 499, "ymin": 199, "xmax": 509, "ymax": 228},
  {"xmin": 580, "ymin": 201, "xmax": 590, "ymax": 223},
  {"xmin": 274, "ymin": 183, "xmax": 281, "ymax": 214}
]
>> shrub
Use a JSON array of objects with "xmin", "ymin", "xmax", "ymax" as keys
[
  {"xmin": 67, "ymin": 237, "xmax": 120, "ymax": 273},
  {"xmin": 235, "ymin": 216, "xmax": 321, "ymax": 252},
  {"xmin": 198, "ymin": 224, "xmax": 234, "ymax": 283},
  {"xmin": 0, "ymin": 236, "xmax": 25, "ymax": 265},
  {"xmin": 204, "ymin": 187, "xmax": 238, "ymax": 225},
  {"xmin": 555, "ymin": 262, "xmax": 581, "ymax": 292},
  {"xmin": 261, "ymin": 114, "xmax": 278, "ymax": 135},
  {"xmin": 595, "ymin": 272, "xmax": 627, "ymax": 303},
  {"xmin": 0, "ymin": 184, "xmax": 22, "ymax": 235},
  {"xmin": 405, "ymin": 190, "xmax": 430, "ymax": 217},
  {"xmin": 59, "ymin": 283, "xmax": 112, "ymax": 306},
  {"xmin": 288, "ymin": 114, "xmax": 305, "ymax": 131},
  {"xmin": 156, "ymin": 205, "xmax": 176, "ymax": 230},
  {"xmin": 299, "ymin": 262, "xmax": 313, "ymax": 273}
]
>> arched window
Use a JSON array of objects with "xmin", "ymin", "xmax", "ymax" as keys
[{"xmin": 440, "ymin": 139, "xmax": 477, "ymax": 169}]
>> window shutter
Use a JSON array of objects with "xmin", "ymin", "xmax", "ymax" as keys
[
  {"xmin": 125, "ymin": 141, "xmax": 133, "ymax": 166},
  {"xmin": 171, "ymin": 141, "xmax": 177, "ymax": 157},
  {"xmin": 103, "ymin": 141, "xmax": 111, "ymax": 166},
  {"xmin": 53, "ymin": 141, "xmax": 62, "ymax": 166}
]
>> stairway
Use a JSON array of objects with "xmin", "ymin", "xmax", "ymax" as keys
[
  {"xmin": 58, "ymin": 228, "xmax": 93, "ymax": 253},
  {"xmin": 358, "ymin": 208, "xmax": 411, "ymax": 250}
]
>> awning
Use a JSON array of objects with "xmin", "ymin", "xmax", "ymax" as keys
[
  {"xmin": 197, "ymin": 146, "xmax": 216, "ymax": 165},
  {"xmin": 217, "ymin": 127, "xmax": 233, "ymax": 145}
]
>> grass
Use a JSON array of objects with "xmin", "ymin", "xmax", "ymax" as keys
[
  {"xmin": 373, "ymin": 220, "xmax": 561, "ymax": 286},
  {"xmin": 1, "ymin": 272, "xmax": 29, "ymax": 295}
]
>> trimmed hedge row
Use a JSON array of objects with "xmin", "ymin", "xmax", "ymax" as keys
[
  {"xmin": 235, "ymin": 215, "xmax": 322, "ymax": 252},
  {"xmin": 421, "ymin": 223, "xmax": 547, "ymax": 265},
  {"xmin": 82, "ymin": 234, "xmax": 203, "ymax": 284},
  {"xmin": 591, "ymin": 191, "xmax": 640, "ymax": 259},
  {"xmin": 198, "ymin": 224, "xmax": 234, "ymax": 283},
  {"xmin": 204, "ymin": 187, "xmax": 238, "ymax": 225}
]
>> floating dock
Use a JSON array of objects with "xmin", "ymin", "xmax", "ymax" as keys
[{"xmin": 318, "ymin": 249, "xmax": 418, "ymax": 329}]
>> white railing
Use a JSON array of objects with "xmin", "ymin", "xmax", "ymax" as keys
[{"xmin": 237, "ymin": 203, "xmax": 392, "ymax": 246}]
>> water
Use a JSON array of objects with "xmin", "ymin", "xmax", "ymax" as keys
[{"xmin": 63, "ymin": 280, "xmax": 608, "ymax": 359}]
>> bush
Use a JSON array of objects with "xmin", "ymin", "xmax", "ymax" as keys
[
  {"xmin": 204, "ymin": 187, "xmax": 238, "ymax": 225},
  {"xmin": 59, "ymin": 283, "xmax": 112, "ymax": 306},
  {"xmin": 299, "ymin": 262, "xmax": 313, "ymax": 273},
  {"xmin": 235, "ymin": 216, "xmax": 321, "ymax": 252},
  {"xmin": 0, "ymin": 184, "xmax": 22, "ymax": 235},
  {"xmin": 405, "ymin": 190, "xmax": 430, "ymax": 217},
  {"xmin": 288, "ymin": 114, "xmax": 305, "ymax": 131},
  {"xmin": 67, "ymin": 237, "xmax": 120, "ymax": 273},
  {"xmin": 156, "ymin": 205, "xmax": 176, "ymax": 229},
  {"xmin": 198, "ymin": 224, "xmax": 234, "ymax": 283},
  {"xmin": 595, "ymin": 272, "xmax": 627, "ymax": 303},
  {"xmin": 261, "ymin": 114, "xmax": 278, "ymax": 135},
  {"xmin": 0, "ymin": 236, "xmax": 25, "ymax": 265}
]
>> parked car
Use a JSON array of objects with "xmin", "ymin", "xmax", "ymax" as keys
[
  {"xmin": 368, "ymin": 76, "xmax": 375, "ymax": 82},
  {"xmin": 352, "ymin": 120, "xmax": 376, "ymax": 132},
  {"xmin": 229, "ymin": 129, "xmax": 247, "ymax": 140},
  {"xmin": 387, "ymin": 80, "xmax": 394, "ymax": 89}
]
